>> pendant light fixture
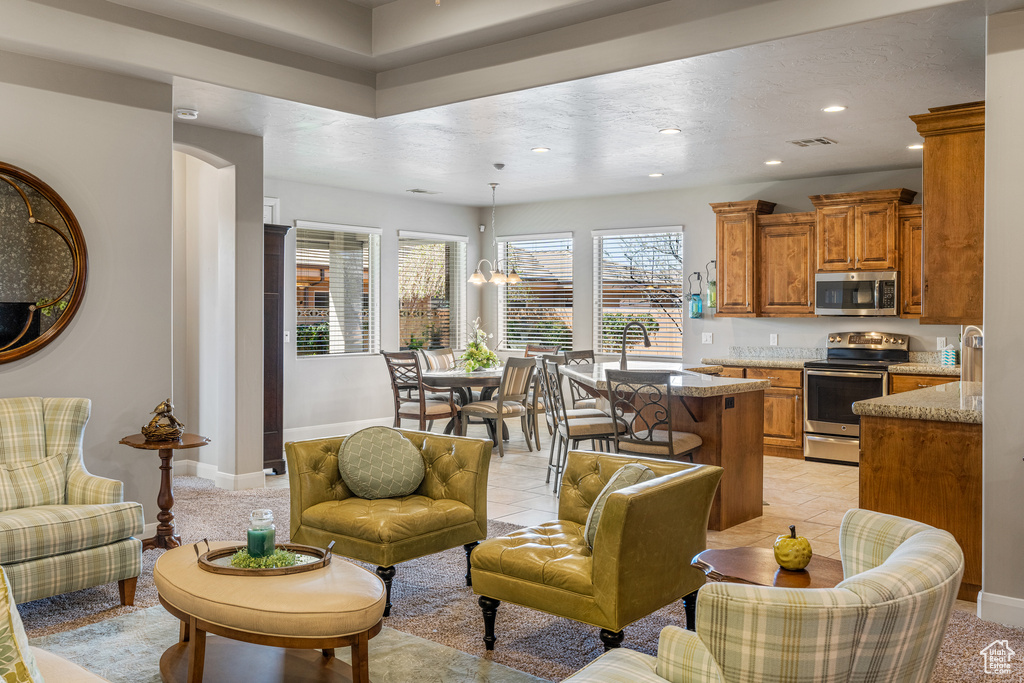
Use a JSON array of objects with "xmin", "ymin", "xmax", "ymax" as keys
[{"xmin": 468, "ymin": 183, "xmax": 521, "ymax": 285}]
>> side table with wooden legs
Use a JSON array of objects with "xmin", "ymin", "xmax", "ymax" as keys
[{"xmin": 119, "ymin": 433, "xmax": 210, "ymax": 551}]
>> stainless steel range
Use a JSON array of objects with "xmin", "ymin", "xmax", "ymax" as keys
[{"xmin": 803, "ymin": 332, "xmax": 909, "ymax": 465}]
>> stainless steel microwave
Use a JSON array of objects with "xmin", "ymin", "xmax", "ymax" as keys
[{"xmin": 814, "ymin": 271, "xmax": 898, "ymax": 316}]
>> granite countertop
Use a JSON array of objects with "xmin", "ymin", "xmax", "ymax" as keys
[
  {"xmin": 887, "ymin": 363, "xmax": 961, "ymax": 376},
  {"xmin": 700, "ymin": 357, "xmax": 813, "ymax": 370},
  {"xmin": 560, "ymin": 361, "xmax": 769, "ymax": 398},
  {"xmin": 852, "ymin": 381, "xmax": 982, "ymax": 424}
]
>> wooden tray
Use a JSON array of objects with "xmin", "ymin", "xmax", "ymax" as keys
[{"xmin": 194, "ymin": 540, "xmax": 334, "ymax": 576}]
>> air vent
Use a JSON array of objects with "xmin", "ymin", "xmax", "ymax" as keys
[
  {"xmin": 787, "ymin": 137, "xmax": 838, "ymax": 147},
  {"xmin": 406, "ymin": 188, "xmax": 441, "ymax": 195}
]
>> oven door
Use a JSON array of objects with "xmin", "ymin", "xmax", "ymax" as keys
[{"xmin": 804, "ymin": 368, "xmax": 887, "ymax": 437}]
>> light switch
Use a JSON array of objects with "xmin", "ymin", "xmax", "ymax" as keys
[
  {"xmin": 284, "ymin": 330, "xmax": 291, "ymax": 343},
  {"xmin": 936, "ymin": 336, "xmax": 946, "ymax": 350},
  {"xmin": 769, "ymin": 334, "xmax": 778, "ymax": 346},
  {"xmin": 702, "ymin": 333, "xmax": 713, "ymax": 344}
]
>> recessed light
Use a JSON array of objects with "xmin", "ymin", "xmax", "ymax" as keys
[
  {"xmin": 765, "ymin": 160, "xmax": 783, "ymax": 165},
  {"xmin": 649, "ymin": 173, "xmax": 664, "ymax": 177},
  {"xmin": 531, "ymin": 147, "xmax": 550, "ymax": 153},
  {"xmin": 659, "ymin": 128, "xmax": 681, "ymax": 135},
  {"xmin": 175, "ymin": 108, "xmax": 198, "ymax": 120},
  {"xmin": 907, "ymin": 143, "xmax": 924, "ymax": 150},
  {"xmin": 822, "ymin": 105, "xmax": 847, "ymax": 113}
]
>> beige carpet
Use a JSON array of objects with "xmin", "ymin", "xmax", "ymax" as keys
[{"xmin": 18, "ymin": 476, "xmax": 1024, "ymax": 681}]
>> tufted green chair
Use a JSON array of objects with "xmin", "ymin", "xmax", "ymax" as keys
[
  {"xmin": 471, "ymin": 450, "xmax": 723, "ymax": 651},
  {"xmin": 285, "ymin": 430, "xmax": 491, "ymax": 616}
]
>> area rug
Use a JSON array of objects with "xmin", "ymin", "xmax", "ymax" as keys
[
  {"xmin": 30, "ymin": 605, "xmax": 546, "ymax": 683},
  {"xmin": 17, "ymin": 476, "xmax": 1024, "ymax": 681}
]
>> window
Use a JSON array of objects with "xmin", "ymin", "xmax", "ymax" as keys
[
  {"xmin": 498, "ymin": 234, "xmax": 573, "ymax": 351},
  {"xmin": 295, "ymin": 221, "xmax": 380, "ymax": 356},
  {"xmin": 593, "ymin": 227, "xmax": 684, "ymax": 357},
  {"xmin": 397, "ymin": 231, "xmax": 467, "ymax": 350}
]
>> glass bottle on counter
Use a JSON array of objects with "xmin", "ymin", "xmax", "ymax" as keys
[{"xmin": 247, "ymin": 509, "xmax": 276, "ymax": 558}]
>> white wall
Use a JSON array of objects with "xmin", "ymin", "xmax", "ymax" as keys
[
  {"xmin": 263, "ymin": 179, "xmax": 481, "ymax": 439},
  {"xmin": 0, "ymin": 58, "xmax": 172, "ymax": 524},
  {"xmin": 481, "ymin": 168, "xmax": 960, "ymax": 360},
  {"xmin": 980, "ymin": 9, "xmax": 1024, "ymax": 627}
]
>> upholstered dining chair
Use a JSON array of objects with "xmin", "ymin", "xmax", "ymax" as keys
[
  {"xmin": 286, "ymin": 430, "xmax": 491, "ymax": 617},
  {"xmin": 460, "ymin": 357, "xmax": 535, "ymax": 458},
  {"xmin": 536, "ymin": 356, "xmax": 617, "ymax": 493},
  {"xmin": 471, "ymin": 450, "xmax": 723, "ymax": 652},
  {"xmin": 604, "ymin": 370, "xmax": 702, "ymax": 462},
  {"xmin": 563, "ymin": 349, "xmax": 599, "ymax": 409},
  {"xmin": 563, "ymin": 509, "xmax": 964, "ymax": 683},
  {"xmin": 522, "ymin": 344, "xmax": 561, "ymax": 449},
  {"xmin": 420, "ymin": 347, "xmax": 457, "ymax": 371},
  {"xmin": 382, "ymin": 351, "xmax": 460, "ymax": 433}
]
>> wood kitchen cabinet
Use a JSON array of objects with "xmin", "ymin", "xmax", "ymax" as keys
[
  {"xmin": 758, "ymin": 212, "xmax": 815, "ymax": 316},
  {"xmin": 711, "ymin": 200, "xmax": 776, "ymax": 317},
  {"xmin": 899, "ymin": 205, "xmax": 923, "ymax": 317},
  {"xmin": 721, "ymin": 366, "xmax": 804, "ymax": 458},
  {"xmin": 888, "ymin": 373, "xmax": 958, "ymax": 394},
  {"xmin": 911, "ymin": 102, "xmax": 984, "ymax": 326},
  {"xmin": 810, "ymin": 189, "xmax": 916, "ymax": 272}
]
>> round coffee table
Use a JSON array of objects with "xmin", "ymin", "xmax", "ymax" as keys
[
  {"xmin": 691, "ymin": 547, "xmax": 844, "ymax": 589},
  {"xmin": 154, "ymin": 542, "xmax": 386, "ymax": 683}
]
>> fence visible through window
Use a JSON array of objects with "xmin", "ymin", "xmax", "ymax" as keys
[{"xmin": 499, "ymin": 235, "xmax": 573, "ymax": 351}]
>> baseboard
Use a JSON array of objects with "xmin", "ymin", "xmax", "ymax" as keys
[
  {"xmin": 173, "ymin": 459, "xmax": 263, "ymax": 490},
  {"xmin": 283, "ymin": 417, "xmax": 392, "ymax": 444},
  {"xmin": 978, "ymin": 591, "xmax": 1024, "ymax": 627}
]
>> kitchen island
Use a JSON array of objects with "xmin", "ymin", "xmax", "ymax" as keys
[
  {"xmin": 560, "ymin": 361, "xmax": 768, "ymax": 530},
  {"xmin": 853, "ymin": 381, "xmax": 982, "ymax": 601}
]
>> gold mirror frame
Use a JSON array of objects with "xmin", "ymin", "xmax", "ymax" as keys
[{"xmin": 0, "ymin": 162, "xmax": 88, "ymax": 364}]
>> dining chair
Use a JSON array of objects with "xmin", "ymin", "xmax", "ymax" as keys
[
  {"xmin": 420, "ymin": 347, "xmax": 457, "ymax": 371},
  {"xmin": 563, "ymin": 349, "xmax": 599, "ymax": 410},
  {"xmin": 536, "ymin": 357, "xmax": 618, "ymax": 494},
  {"xmin": 382, "ymin": 351, "xmax": 460, "ymax": 433},
  {"xmin": 461, "ymin": 357, "xmax": 535, "ymax": 458},
  {"xmin": 604, "ymin": 370, "xmax": 702, "ymax": 461},
  {"xmin": 522, "ymin": 344, "xmax": 561, "ymax": 449}
]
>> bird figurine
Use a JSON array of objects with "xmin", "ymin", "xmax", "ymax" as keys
[{"xmin": 142, "ymin": 398, "xmax": 185, "ymax": 442}]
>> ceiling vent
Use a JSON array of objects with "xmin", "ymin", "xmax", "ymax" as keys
[
  {"xmin": 406, "ymin": 188, "xmax": 441, "ymax": 195},
  {"xmin": 787, "ymin": 137, "xmax": 838, "ymax": 147}
]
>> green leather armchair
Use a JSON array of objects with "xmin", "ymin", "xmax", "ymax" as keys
[
  {"xmin": 286, "ymin": 429, "xmax": 491, "ymax": 616},
  {"xmin": 471, "ymin": 450, "xmax": 723, "ymax": 650}
]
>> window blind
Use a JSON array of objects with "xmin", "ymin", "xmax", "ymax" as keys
[
  {"xmin": 498, "ymin": 236, "xmax": 573, "ymax": 351},
  {"xmin": 397, "ymin": 238, "xmax": 467, "ymax": 350},
  {"xmin": 593, "ymin": 231, "xmax": 684, "ymax": 357},
  {"xmin": 295, "ymin": 227, "xmax": 380, "ymax": 356}
]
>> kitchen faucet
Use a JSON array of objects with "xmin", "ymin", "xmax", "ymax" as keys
[{"xmin": 619, "ymin": 322, "xmax": 651, "ymax": 370}]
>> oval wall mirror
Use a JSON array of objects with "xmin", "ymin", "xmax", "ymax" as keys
[{"xmin": 0, "ymin": 162, "xmax": 88, "ymax": 364}]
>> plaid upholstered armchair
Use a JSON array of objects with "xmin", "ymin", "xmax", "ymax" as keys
[
  {"xmin": 564, "ymin": 509, "xmax": 964, "ymax": 683},
  {"xmin": 0, "ymin": 397, "xmax": 143, "ymax": 604}
]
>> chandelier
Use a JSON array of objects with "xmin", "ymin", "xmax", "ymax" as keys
[{"xmin": 468, "ymin": 183, "xmax": 521, "ymax": 285}]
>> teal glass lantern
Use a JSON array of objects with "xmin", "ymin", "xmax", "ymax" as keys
[{"xmin": 689, "ymin": 293, "xmax": 703, "ymax": 319}]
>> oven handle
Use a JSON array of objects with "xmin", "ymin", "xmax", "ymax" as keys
[{"xmin": 806, "ymin": 369, "xmax": 886, "ymax": 380}]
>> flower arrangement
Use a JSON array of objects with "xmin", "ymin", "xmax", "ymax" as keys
[{"xmin": 460, "ymin": 318, "xmax": 500, "ymax": 371}]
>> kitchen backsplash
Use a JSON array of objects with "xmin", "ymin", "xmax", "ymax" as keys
[{"xmin": 728, "ymin": 346, "xmax": 824, "ymax": 359}]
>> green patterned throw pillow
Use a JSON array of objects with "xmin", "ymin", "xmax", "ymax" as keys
[
  {"xmin": 0, "ymin": 452, "xmax": 68, "ymax": 513},
  {"xmin": 338, "ymin": 427, "xmax": 425, "ymax": 500},
  {"xmin": 0, "ymin": 567, "xmax": 43, "ymax": 683},
  {"xmin": 584, "ymin": 463, "xmax": 656, "ymax": 548}
]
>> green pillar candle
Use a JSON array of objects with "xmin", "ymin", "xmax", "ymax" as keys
[{"xmin": 247, "ymin": 527, "xmax": 276, "ymax": 558}]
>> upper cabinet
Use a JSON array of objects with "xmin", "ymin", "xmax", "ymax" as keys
[
  {"xmin": 910, "ymin": 102, "xmax": 985, "ymax": 326},
  {"xmin": 711, "ymin": 200, "xmax": 776, "ymax": 317},
  {"xmin": 899, "ymin": 205, "xmax": 923, "ymax": 318},
  {"xmin": 759, "ymin": 212, "xmax": 816, "ymax": 317},
  {"xmin": 809, "ymin": 189, "xmax": 916, "ymax": 272}
]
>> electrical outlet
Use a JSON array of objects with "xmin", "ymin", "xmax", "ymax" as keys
[
  {"xmin": 284, "ymin": 330, "xmax": 291, "ymax": 343},
  {"xmin": 769, "ymin": 334, "xmax": 778, "ymax": 346},
  {"xmin": 702, "ymin": 333, "xmax": 713, "ymax": 344},
  {"xmin": 936, "ymin": 336, "xmax": 946, "ymax": 350}
]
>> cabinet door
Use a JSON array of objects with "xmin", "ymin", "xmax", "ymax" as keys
[
  {"xmin": 718, "ymin": 366, "xmax": 745, "ymax": 378},
  {"xmin": 716, "ymin": 212, "xmax": 757, "ymax": 315},
  {"xmin": 889, "ymin": 374, "xmax": 958, "ymax": 394},
  {"xmin": 900, "ymin": 207, "xmax": 923, "ymax": 317},
  {"xmin": 854, "ymin": 201, "xmax": 899, "ymax": 270},
  {"xmin": 763, "ymin": 387, "xmax": 803, "ymax": 448},
  {"xmin": 760, "ymin": 216, "xmax": 815, "ymax": 316},
  {"xmin": 816, "ymin": 205, "xmax": 854, "ymax": 272}
]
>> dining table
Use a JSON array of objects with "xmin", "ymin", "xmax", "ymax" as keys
[{"xmin": 421, "ymin": 366, "xmax": 506, "ymax": 443}]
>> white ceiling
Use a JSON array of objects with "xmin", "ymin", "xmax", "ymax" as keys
[{"xmin": 174, "ymin": 3, "xmax": 985, "ymax": 206}]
